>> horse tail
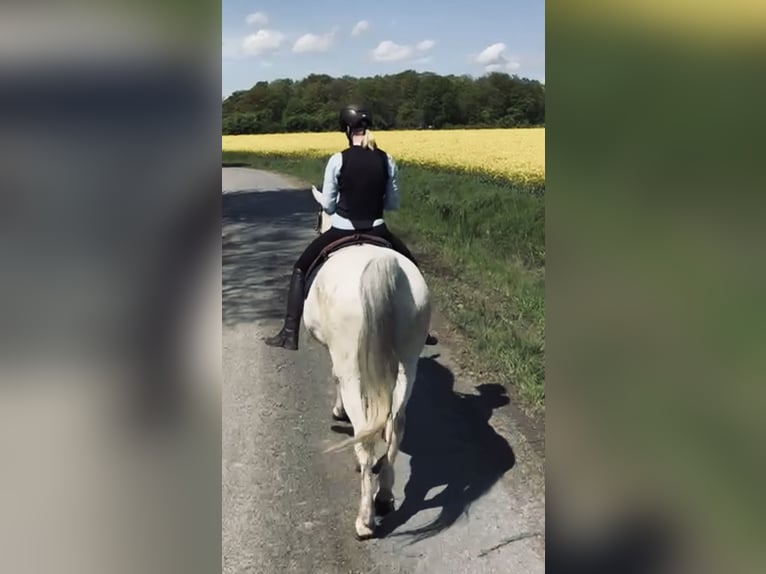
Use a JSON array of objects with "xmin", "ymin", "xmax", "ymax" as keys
[{"xmin": 324, "ymin": 253, "xmax": 401, "ymax": 454}]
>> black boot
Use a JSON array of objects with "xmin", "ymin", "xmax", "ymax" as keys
[{"xmin": 264, "ymin": 268, "xmax": 305, "ymax": 350}]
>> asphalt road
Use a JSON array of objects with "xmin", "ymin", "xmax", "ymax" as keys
[{"xmin": 222, "ymin": 167, "xmax": 545, "ymax": 574}]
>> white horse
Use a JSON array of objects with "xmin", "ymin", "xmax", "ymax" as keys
[{"xmin": 303, "ymin": 185, "xmax": 431, "ymax": 540}]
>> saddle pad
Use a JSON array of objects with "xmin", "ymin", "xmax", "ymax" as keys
[{"xmin": 303, "ymin": 233, "xmax": 394, "ymax": 299}]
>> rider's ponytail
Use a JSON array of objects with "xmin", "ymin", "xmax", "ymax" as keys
[
  {"xmin": 348, "ymin": 127, "xmax": 377, "ymax": 150},
  {"xmin": 361, "ymin": 130, "xmax": 377, "ymax": 150}
]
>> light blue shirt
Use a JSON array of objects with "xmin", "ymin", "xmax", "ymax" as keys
[{"xmin": 319, "ymin": 148, "xmax": 400, "ymax": 230}]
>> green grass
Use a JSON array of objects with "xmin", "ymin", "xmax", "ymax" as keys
[{"xmin": 223, "ymin": 151, "xmax": 545, "ymax": 412}]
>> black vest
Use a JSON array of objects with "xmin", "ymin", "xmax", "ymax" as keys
[{"xmin": 336, "ymin": 146, "xmax": 390, "ymax": 221}]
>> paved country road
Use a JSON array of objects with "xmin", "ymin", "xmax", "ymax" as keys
[{"xmin": 222, "ymin": 167, "xmax": 545, "ymax": 574}]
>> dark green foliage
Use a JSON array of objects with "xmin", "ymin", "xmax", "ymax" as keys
[{"xmin": 222, "ymin": 71, "xmax": 545, "ymax": 134}]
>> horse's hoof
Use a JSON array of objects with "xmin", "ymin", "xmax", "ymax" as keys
[
  {"xmin": 332, "ymin": 410, "xmax": 350, "ymax": 423},
  {"xmin": 375, "ymin": 497, "xmax": 395, "ymax": 517},
  {"xmin": 353, "ymin": 531, "xmax": 374, "ymax": 541},
  {"xmin": 354, "ymin": 524, "xmax": 375, "ymax": 541}
]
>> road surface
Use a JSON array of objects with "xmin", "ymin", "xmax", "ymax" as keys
[{"xmin": 222, "ymin": 167, "xmax": 545, "ymax": 574}]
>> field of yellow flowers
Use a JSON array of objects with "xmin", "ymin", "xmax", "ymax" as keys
[{"xmin": 222, "ymin": 128, "xmax": 545, "ymax": 186}]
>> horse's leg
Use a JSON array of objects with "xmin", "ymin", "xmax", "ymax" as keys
[
  {"xmin": 339, "ymin": 370, "xmax": 377, "ymax": 539},
  {"xmin": 354, "ymin": 439, "xmax": 376, "ymax": 540},
  {"xmin": 375, "ymin": 360, "xmax": 417, "ymax": 516},
  {"xmin": 331, "ymin": 377, "xmax": 349, "ymax": 422},
  {"xmin": 331, "ymin": 376, "xmax": 357, "ymax": 473}
]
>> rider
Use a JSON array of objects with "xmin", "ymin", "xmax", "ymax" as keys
[{"xmin": 264, "ymin": 103, "xmax": 425, "ymax": 351}]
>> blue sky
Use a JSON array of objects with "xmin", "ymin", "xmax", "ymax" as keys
[{"xmin": 222, "ymin": 0, "xmax": 545, "ymax": 98}]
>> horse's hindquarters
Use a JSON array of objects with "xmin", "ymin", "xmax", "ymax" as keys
[
  {"xmin": 304, "ymin": 245, "xmax": 430, "ymax": 539},
  {"xmin": 305, "ymin": 246, "xmax": 429, "ymax": 360}
]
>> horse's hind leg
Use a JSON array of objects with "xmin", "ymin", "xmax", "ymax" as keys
[
  {"xmin": 374, "ymin": 419, "xmax": 399, "ymax": 517},
  {"xmin": 331, "ymin": 378, "xmax": 357, "ymax": 472},
  {"xmin": 338, "ymin": 374, "xmax": 375, "ymax": 538},
  {"xmin": 354, "ymin": 439, "xmax": 376, "ymax": 540},
  {"xmin": 331, "ymin": 377, "xmax": 349, "ymax": 422},
  {"xmin": 375, "ymin": 360, "xmax": 417, "ymax": 516}
]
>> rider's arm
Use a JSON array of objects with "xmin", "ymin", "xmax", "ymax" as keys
[
  {"xmin": 320, "ymin": 152, "xmax": 343, "ymax": 214},
  {"xmin": 383, "ymin": 154, "xmax": 400, "ymax": 211}
]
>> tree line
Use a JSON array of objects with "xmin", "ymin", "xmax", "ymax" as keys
[{"xmin": 222, "ymin": 70, "xmax": 545, "ymax": 134}]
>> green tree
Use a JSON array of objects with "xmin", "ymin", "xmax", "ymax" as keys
[{"xmin": 222, "ymin": 71, "xmax": 545, "ymax": 134}]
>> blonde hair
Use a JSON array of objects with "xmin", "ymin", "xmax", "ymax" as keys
[
  {"xmin": 350, "ymin": 128, "xmax": 377, "ymax": 150},
  {"xmin": 361, "ymin": 130, "xmax": 377, "ymax": 150}
]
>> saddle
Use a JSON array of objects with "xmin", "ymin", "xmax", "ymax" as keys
[{"xmin": 303, "ymin": 233, "xmax": 394, "ymax": 299}]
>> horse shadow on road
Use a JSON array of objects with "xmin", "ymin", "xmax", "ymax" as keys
[
  {"xmin": 377, "ymin": 356, "xmax": 516, "ymax": 542},
  {"xmin": 222, "ymin": 188, "xmax": 318, "ymax": 326}
]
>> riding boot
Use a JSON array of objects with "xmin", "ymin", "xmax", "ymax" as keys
[{"xmin": 263, "ymin": 268, "xmax": 305, "ymax": 350}]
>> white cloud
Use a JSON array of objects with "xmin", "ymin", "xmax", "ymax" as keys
[
  {"xmin": 371, "ymin": 40, "xmax": 413, "ymax": 62},
  {"xmin": 241, "ymin": 29, "xmax": 284, "ymax": 56},
  {"xmin": 245, "ymin": 11, "xmax": 268, "ymax": 26},
  {"xmin": 293, "ymin": 29, "xmax": 336, "ymax": 53},
  {"xmin": 351, "ymin": 20, "xmax": 369, "ymax": 36},
  {"xmin": 476, "ymin": 42, "xmax": 506, "ymax": 65},
  {"xmin": 475, "ymin": 42, "xmax": 520, "ymax": 73},
  {"xmin": 371, "ymin": 39, "xmax": 434, "ymax": 62},
  {"xmin": 416, "ymin": 39, "xmax": 435, "ymax": 51}
]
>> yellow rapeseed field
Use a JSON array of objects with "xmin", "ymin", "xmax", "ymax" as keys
[{"xmin": 222, "ymin": 128, "xmax": 545, "ymax": 186}]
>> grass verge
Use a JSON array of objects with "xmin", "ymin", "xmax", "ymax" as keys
[{"xmin": 223, "ymin": 151, "xmax": 545, "ymax": 413}]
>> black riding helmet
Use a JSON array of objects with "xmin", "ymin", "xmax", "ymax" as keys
[{"xmin": 339, "ymin": 104, "xmax": 372, "ymax": 133}]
